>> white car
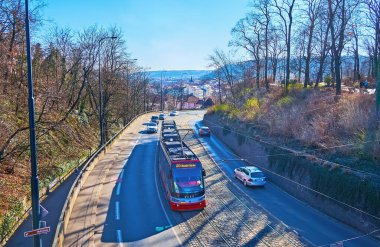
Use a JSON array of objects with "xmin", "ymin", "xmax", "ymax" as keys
[
  {"xmin": 169, "ymin": 111, "xmax": 179, "ymax": 116},
  {"xmin": 146, "ymin": 122, "xmax": 158, "ymax": 133},
  {"xmin": 234, "ymin": 166, "xmax": 266, "ymax": 186}
]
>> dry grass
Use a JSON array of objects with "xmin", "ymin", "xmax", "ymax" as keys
[
  {"xmin": 210, "ymin": 87, "xmax": 380, "ymax": 163},
  {"xmin": 0, "ymin": 97, "xmax": 99, "ymax": 231}
]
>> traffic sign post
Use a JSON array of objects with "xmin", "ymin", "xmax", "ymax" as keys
[
  {"xmin": 25, "ymin": 0, "xmax": 42, "ymax": 246},
  {"xmin": 24, "ymin": 227, "xmax": 50, "ymax": 238}
]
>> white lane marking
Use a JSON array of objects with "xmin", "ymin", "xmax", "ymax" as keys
[
  {"xmin": 154, "ymin": 141, "xmax": 183, "ymax": 246},
  {"xmin": 116, "ymin": 229, "xmax": 123, "ymax": 246},
  {"xmin": 115, "ymin": 201, "xmax": 120, "ymax": 220},
  {"xmin": 119, "ymin": 169, "xmax": 124, "ymax": 178},
  {"xmin": 116, "ymin": 183, "xmax": 121, "ymax": 196}
]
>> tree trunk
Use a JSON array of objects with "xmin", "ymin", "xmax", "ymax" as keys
[
  {"xmin": 273, "ymin": 58, "xmax": 278, "ymax": 83},
  {"xmin": 256, "ymin": 59, "xmax": 260, "ymax": 89},
  {"xmin": 353, "ymin": 32, "xmax": 360, "ymax": 81},
  {"xmin": 218, "ymin": 74, "xmax": 223, "ymax": 104},
  {"xmin": 265, "ymin": 21, "xmax": 269, "ymax": 91},
  {"xmin": 305, "ymin": 23, "xmax": 315, "ymax": 87}
]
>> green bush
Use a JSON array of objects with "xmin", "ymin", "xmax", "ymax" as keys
[
  {"xmin": 244, "ymin": 97, "xmax": 260, "ymax": 110},
  {"xmin": 276, "ymin": 95, "xmax": 295, "ymax": 107},
  {"xmin": 0, "ymin": 199, "xmax": 24, "ymax": 241},
  {"xmin": 324, "ymin": 75, "xmax": 332, "ymax": 85},
  {"xmin": 214, "ymin": 104, "xmax": 232, "ymax": 113}
]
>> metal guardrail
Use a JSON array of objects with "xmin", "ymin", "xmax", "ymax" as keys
[
  {"xmin": 50, "ymin": 111, "xmax": 154, "ymax": 247},
  {"xmin": 0, "ymin": 150, "xmax": 93, "ymax": 247}
]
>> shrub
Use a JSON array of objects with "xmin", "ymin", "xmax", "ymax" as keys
[
  {"xmin": 244, "ymin": 97, "xmax": 260, "ymax": 110},
  {"xmin": 324, "ymin": 75, "xmax": 332, "ymax": 85},
  {"xmin": 214, "ymin": 104, "xmax": 232, "ymax": 113},
  {"xmin": 276, "ymin": 95, "xmax": 295, "ymax": 107}
]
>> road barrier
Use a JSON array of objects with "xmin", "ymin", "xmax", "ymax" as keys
[
  {"xmin": 51, "ymin": 111, "xmax": 154, "ymax": 247},
  {"xmin": 0, "ymin": 148, "xmax": 93, "ymax": 246}
]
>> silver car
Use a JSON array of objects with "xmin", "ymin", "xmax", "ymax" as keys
[
  {"xmin": 234, "ymin": 166, "xmax": 266, "ymax": 186},
  {"xmin": 146, "ymin": 122, "xmax": 158, "ymax": 133},
  {"xmin": 169, "ymin": 111, "xmax": 179, "ymax": 116}
]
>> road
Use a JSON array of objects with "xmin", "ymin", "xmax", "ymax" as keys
[
  {"xmin": 6, "ymin": 163, "xmax": 82, "ymax": 247},
  {"xmin": 193, "ymin": 117, "xmax": 380, "ymax": 247},
  {"xmin": 11, "ymin": 110, "xmax": 378, "ymax": 246},
  {"xmin": 63, "ymin": 112, "xmax": 182, "ymax": 247}
]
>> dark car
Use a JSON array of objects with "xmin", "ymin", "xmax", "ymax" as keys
[
  {"xmin": 151, "ymin": 115, "xmax": 159, "ymax": 123},
  {"xmin": 199, "ymin": 126, "xmax": 211, "ymax": 137},
  {"xmin": 159, "ymin": 113, "xmax": 165, "ymax": 120}
]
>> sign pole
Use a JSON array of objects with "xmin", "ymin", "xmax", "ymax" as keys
[{"xmin": 25, "ymin": 0, "xmax": 42, "ymax": 246}]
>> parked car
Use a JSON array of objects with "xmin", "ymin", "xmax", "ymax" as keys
[
  {"xmin": 199, "ymin": 126, "xmax": 211, "ymax": 137},
  {"xmin": 151, "ymin": 115, "xmax": 159, "ymax": 123},
  {"xmin": 234, "ymin": 166, "xmax": 266, "ymax": 187},
  {"xmin": 146, "ymin": 122, "xmax": 158, "ymax": 133},
  {"xmin": 159, "ymin": 113, "xmax": 165, "ymax": 120},
  {"xmin": 169, "ymin": 111, "xmax": 179, "ymax": 116}
]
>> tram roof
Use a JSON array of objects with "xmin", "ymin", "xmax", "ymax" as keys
[{"xmin": 162, "ymin": 140, "xmax": 198, "ymax": 161}]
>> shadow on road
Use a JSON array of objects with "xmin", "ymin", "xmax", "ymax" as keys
[{"xmin": 101, "ymin": 139, "xmax": 198, "ymax": 244}]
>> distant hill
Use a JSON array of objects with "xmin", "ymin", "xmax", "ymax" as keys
[{"xmin": 148, "ymin": 70, "xmax": 212, "ymax": 80}]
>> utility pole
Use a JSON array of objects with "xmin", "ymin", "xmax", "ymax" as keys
[
  {"xmin": 25, "ymin": 0, "xmax": 42, "ymax": 246},
  {"xmin": 160, "ymin": 71, "xmax": 163, "ymax": 112},
  {"xmin": 376, "ymin": 59, "xmax": 380, "ymax": 118},
  {"xmin": 98, "ymin": 36, "xmax": 117, "ymax": 146}
]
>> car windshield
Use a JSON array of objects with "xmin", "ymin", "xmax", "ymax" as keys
[
  {"xmin": 172, "ymin": 168, "xmax": 204, "ymax": 193},
  {"xmin": 148, "ymin": 123, "xmax": 156, "ymax": 126},
  {"xmin": 201, "ymin": 127, "xmax": 209, "ymax": 130},
  {"xmin": 251, "ymin": 172, "xmax": 265, "ymax": 178},
  {"xmin": 152, "ymin": 116, "xmax": 158, "ymax": 119}
]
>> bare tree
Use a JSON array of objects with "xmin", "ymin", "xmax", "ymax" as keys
[
  {"xmin": 254, "ymin": 0, "xmax": 272, "ymax": 90},
  {"xmin": 327, "ymin": 0, "xmax": 360, "ymax": 96},
  {"xmin": 366, "ymin": 0, "xmax": 380, "ymax": 114},
  {"xmin": 315, "ymin": 3, "xmax": 331, "ymax": 87},
  {"xmin": 231, "ymin": 14, "xmax": 264, "ymax": 89},
  {"xmin": 273, "ymin": 0, "xmax": 296, "ymax": 94},
  {"xmin": 302, "ymin": 0, "xmax": 322, "ymax": 87},
  {"xmin": 209, "ymin": 49, "xmax": 237, "ymax": 104}
]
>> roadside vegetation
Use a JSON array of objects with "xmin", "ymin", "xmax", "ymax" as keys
[
  {"xmin": 207, "ymin": 0, "xmax": 380, "ymax": 173},
  {"xmin": 208, "ymin": 87, "xmax": 379, "ymax": 173},
  {"xmin": 205, "ymin": 0, "xmax": 380, "ymax": 228},
  {"xmin": 0, "ymin": 1, "xmax": 159, "ymax": 241}
]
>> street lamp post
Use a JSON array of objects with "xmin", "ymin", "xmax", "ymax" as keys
[
  {"xmin": 180, "ymin": 73, "xmax": 188, "ymax": 110},
  {"xmin": 125, "ymin": 58, "xmax": 137, "ymax": 118},
  {"xmin": 98, "ymin": 36, "xmax": 117, "ymax": 147},
  {"xmin": 25, "ymin": 0, "xmax": 42, "ymax": 246},
  {"xmin": 160, "ymin": 70, "xmax": 166, "ymax": 112}
]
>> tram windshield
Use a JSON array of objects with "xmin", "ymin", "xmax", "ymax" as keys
[{"xmin": 172, "ymin": 167, "xmax": 204, "ymax": 194}]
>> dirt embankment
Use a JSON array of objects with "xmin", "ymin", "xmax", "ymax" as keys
[{"xmin": 204, "ymin": 113, "xmax": 380, "ymax": 234}]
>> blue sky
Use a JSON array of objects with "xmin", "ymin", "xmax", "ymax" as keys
[{"xmin": 40, "ymin": 0, "xmax": 249, "ymax": 70}]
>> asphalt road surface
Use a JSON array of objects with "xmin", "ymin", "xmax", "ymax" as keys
[
  {"xmin": 191, "ymin": 117, "xmax": 380, "ymax": 247},
  {"xmin": 63, "ymin": 113, "xmax": 182, "ymax": 247}
]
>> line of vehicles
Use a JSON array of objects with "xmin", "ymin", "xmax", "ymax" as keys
[
  {"xmin": 146, "ymin": 111, "xmax": 179, "ymax": 133},
  {"xmin": 158, "ymin": 120, "xmax": 207, "ymax": 211},
  {"xmin": 148, "ymin": 111, "xmax": 266, "ymax": 211}
]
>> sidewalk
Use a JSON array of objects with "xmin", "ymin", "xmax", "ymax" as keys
[{"xmin": 5, "ymin": 168, "xmax": 80, "ymax": 247}]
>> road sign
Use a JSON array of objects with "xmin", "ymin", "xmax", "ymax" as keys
[
  {"xmin": 24, "ymin": 227, "xmax": 50, "ymax": 237},
  {"xmin": 30, "ymin": 205, "xmax": 49, "ymax": 218},
  {"xmin": 40, "ymin": 205, "xmax": 48, "ymax": 218}
]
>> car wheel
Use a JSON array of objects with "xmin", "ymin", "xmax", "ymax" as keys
[{"xmin": 244, "ymin": 180, "xmax": 247, "ymax": 186}]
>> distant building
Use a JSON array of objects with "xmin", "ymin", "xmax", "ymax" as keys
[{"xmin": 176, "ymin": 95, "xmax": 203, "ymax": 109}]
